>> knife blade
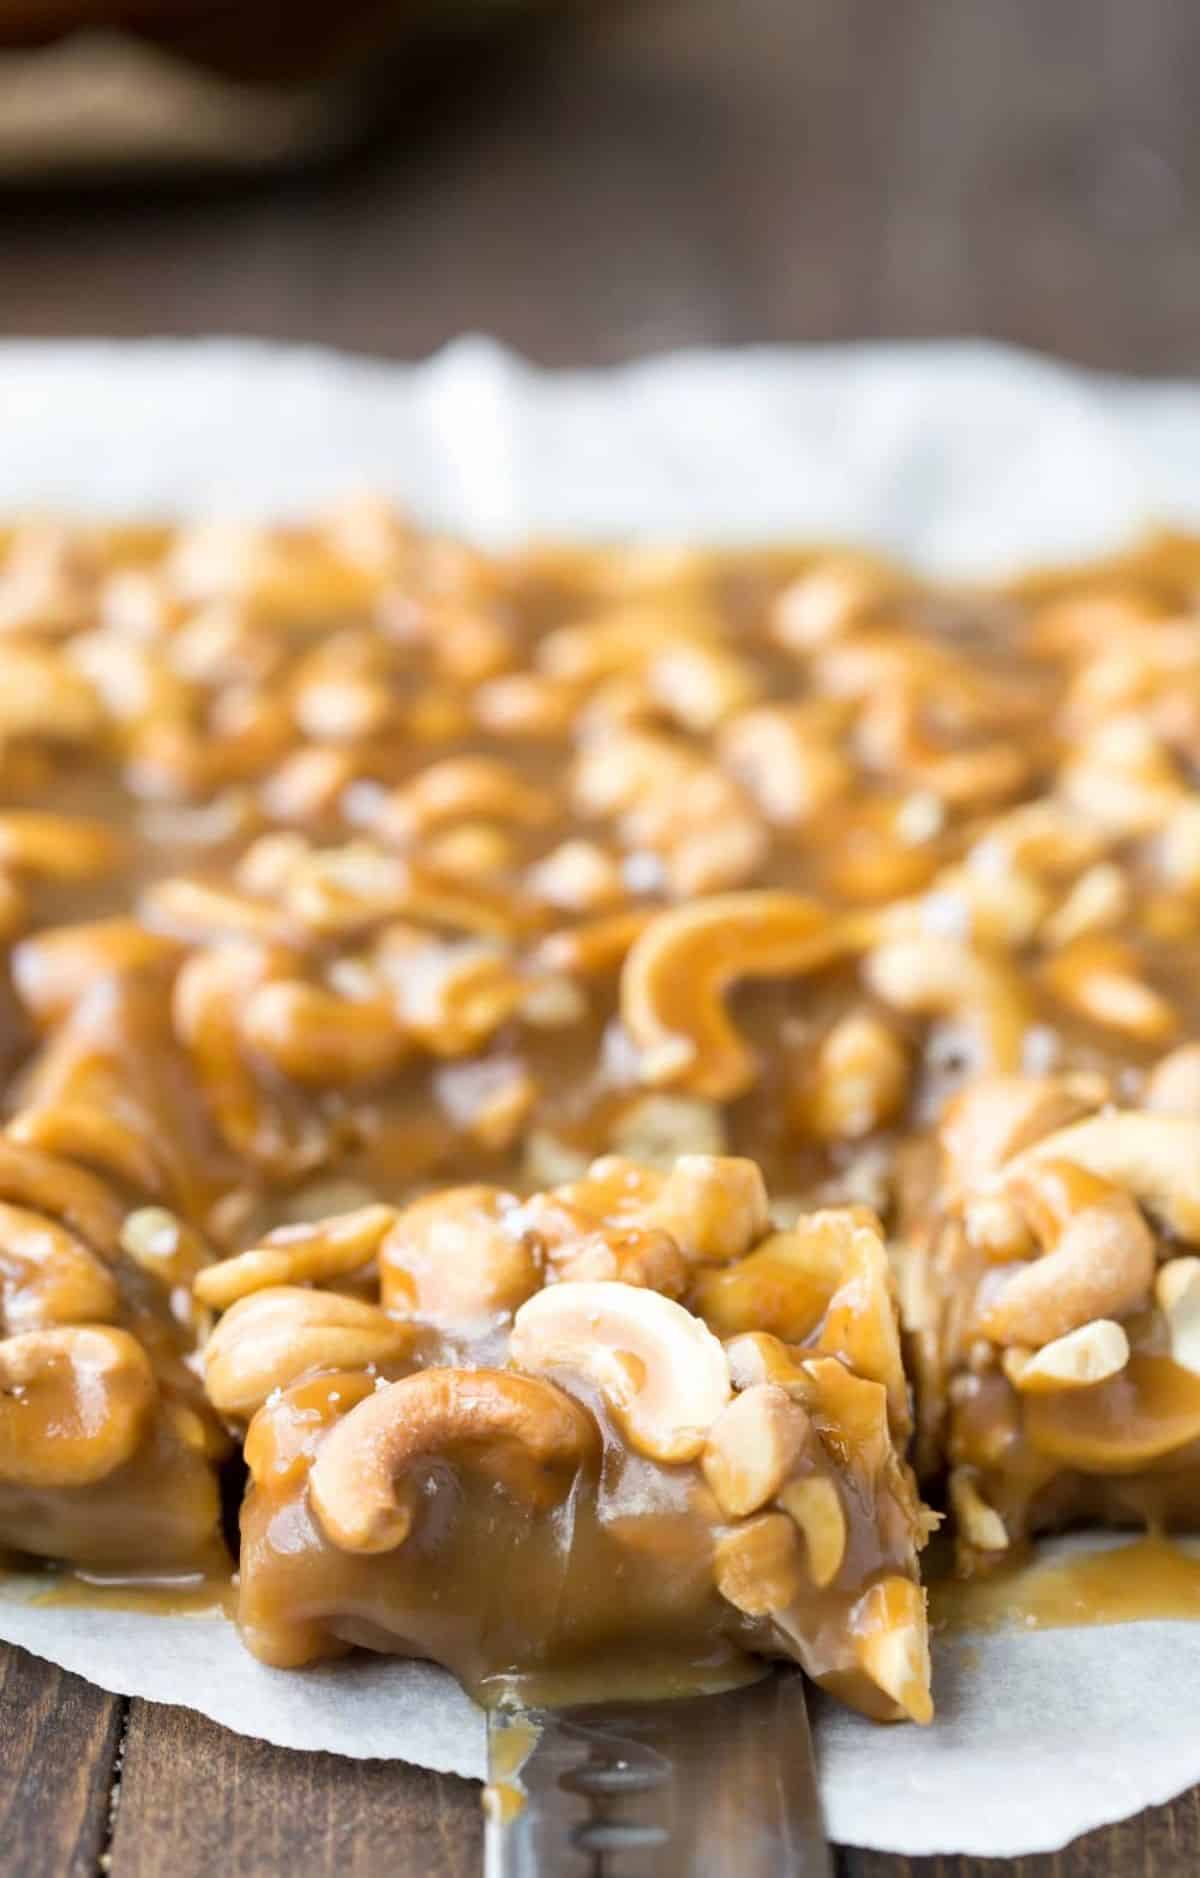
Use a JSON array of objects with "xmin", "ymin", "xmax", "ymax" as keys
[{"xmin": 484, "ymin": 1669, "xmax": 831, "ymax": 1877}]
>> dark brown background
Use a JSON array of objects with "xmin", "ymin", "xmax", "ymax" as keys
[
  {"xmin": 3, "ymin": 0, "xmax": 1200, "ymax": 1872},
  {"xmin": 5, "ymin": 0, "xmax": 1200, "ymax": 370}
]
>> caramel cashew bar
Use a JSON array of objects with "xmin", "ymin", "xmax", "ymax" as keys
[
  {"xmin": 6, "ymin": 509, "xmax": 1200, "ymax": 1713},
  {"xmin": 0, "ymin": 1140, "xmax": 227, "ymax": 1571},
  {"xmin": 898, "ymin": 1076, "xmax": 1200, "ymax": 1570},
  {"xmin": 208, "ymin": 1160, "xmax": 933, "ymax": 1722}
]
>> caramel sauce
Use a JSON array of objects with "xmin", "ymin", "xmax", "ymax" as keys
[
  {"xmin": 29, "ymin": 1551, "xmax": 236, "ymax": 1620},
  {"xmin": 482, "ymin": 1650, "xmax": 767, "ymax": 1712},
  {"xmin": 1024, "ymin": 1356, "xmax": 1200, "ymax": 1470},
  {"xmin": 483, "ymin": 1711, "xmax": 540, "ymax": 1824},
  {"xmin": 932, "ymin": 1535, "xmax": 1200, "ymax": 1635},
  {"xmin": 12, "ymin": 516, "xmax": 1200, "ymax": 1726}
]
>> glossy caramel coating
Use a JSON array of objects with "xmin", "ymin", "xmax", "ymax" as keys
[{"xmin": 4, "ymin": 513, "xmax": 1200, "ymax": 1705}]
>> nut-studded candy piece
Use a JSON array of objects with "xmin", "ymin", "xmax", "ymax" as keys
[{"xmin": 228, "ymin": 1154, "xmax": 931, "ymax": 1726}]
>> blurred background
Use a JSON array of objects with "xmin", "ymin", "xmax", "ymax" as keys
[{"xmin": 0, "ymin": 0, "xmax": 1198, "ymax": 371}]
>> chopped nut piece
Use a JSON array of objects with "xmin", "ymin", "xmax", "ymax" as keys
[
  {"xmin": 1003, "ymin": 1319, "xmax": 1130, "ymax": 1393},
  {"xmin": 948, "ymin": 1472, "xmax": 1009, "ymax": 1552},
  {"xmin": 777, "ymin": 1475, "xmax": 848, "ymax": 1586},
  {"xmin": 701, "ymin": 1384, "xmax": 812, "ymax": 1518},
  {"xmin": 851, "ymin": 1577, "xmax": 933, "ymax": 1726},
  {"xmin": 713, "ymin": 1513, "xmax": 806, "ymax": 1617},
  {"xmin": 1157, "ymin": 1258, "xmax": 1200, "ymax": 1375}
]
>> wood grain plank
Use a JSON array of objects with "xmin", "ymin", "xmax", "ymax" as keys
[
  {"xmin": 1, "ymin": 0, "xmax": 1198, "ymax": 373},
  {"xmin": 110, "ymin": 1699, "xmax": 481, "ymax": 1878},
  {"xmin": 0, "ymin": 1641, "xmax": 124, "ymax": 1878}
]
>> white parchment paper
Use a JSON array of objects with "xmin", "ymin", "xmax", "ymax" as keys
[{"xmin": 3, "ymin": 336, "xmax": 1200, "ymax": 1856}]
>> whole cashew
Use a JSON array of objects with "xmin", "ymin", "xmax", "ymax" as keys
[
  {"xmin": 620, "ymin": 892, "xmax": 856, "ymax": 1100},
  {"xmin": 377, "ymin": 756, "xmax": 551, "ymax": 841},
  {"xmin": 0, "ymin": 1326, "xmax": 156, "ymax": 1487},
  {"xmin": 1022, "ymin": 1352, "xmax": 1200, "ymax": 1471},
  {"xmin": 0, "ymin": 1139, "xmax": 124, "ymax": 1259},
  {"xmin": 308, "ymin": 1367, "xmax": 599, "ymax": 1553},
  {"xmin": 938, "ymin": 1075, "xmax": 1101, "ymax": 1201},
  {"xmin": 203, "ymin": 1286, "xmax": 416, "ymax": 1421},
  {"xmin": 194, "ymin": 1204, "xmax": 398, "ymax": 1311},
  {"xmin": 510, "ymin": 1281, "xmax": 730, "ymax": 1463},
  {"xmin": 976, "ymin": 1159, "xmax": 1156, "ymax": 1346},
  {"xmin": 544, "ymin": 1154, "xmax": 767, "ymax": 1269},
  {"xmin": 1005, "ymin": 1112, "xmax": 1200, "ymax": 1244},
  {"xmin": 174, "ymin": 939, "xmax": 310, "ymax": 1172},
  {"xmin": 548, "ymin": 1224, "xmax": 690, "ymax": 1297},
  {"xmin": 13, "ymin": 919, "xmax": 183, "ymax": 1031},
  {"xmin": 379, "ymin": 1187, "xmax": 543, "ymax": 1324},
  {"xmin": 0, "ymin": 1202, "xmax": 119, "ymax": 1334},
  {"xmin": 0, "ymin": 811, "xmax": 125, "ymax": 881},
  {"xmin": 240, "ymin": 981, "xmax": 409, "ymax": 1087},
  {"xmin": 1041, "ymin": 937, "xmax": 1178, "ymax": 1045}
]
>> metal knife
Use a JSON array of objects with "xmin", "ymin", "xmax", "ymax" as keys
[{"xmin": 484, "ymin": 1669, "xmax": 831, "ymax": 1877}]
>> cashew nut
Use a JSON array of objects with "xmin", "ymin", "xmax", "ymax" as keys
[
  {"xmin": 1145, "ymin": 1046, "xmax": 1200, "ymax": 1117},
  {"xmin": 948, "ymin": 1471, "xmax": 1009, "ymax": 1553},
  {"xmin": 1023, "ymin": 1352, "xmax": 1200, "ymax": 1470},
  {"xmin": 1006, "ymin": 1112, "xmax": 1200, "ymax": 1244},
  {"xmin": 242, "ymin": 1370, "xmax": 379, "ymax": 1494},
  {"xmin": 700, "ymin": 1383, "xmax": 812, "ymax": 1518},
  {"xmin": 1043, "ymin": 862, "xmax": 1130, "ymax": 949},
  {"xmin": 722, "ymin": 1331, "xmax": 811, "ymax": 1396},
  {"xmin": 693, "ymin": 1209, "xmax": 908, "ymax": 1432},
  {"xmin": 646, "ymin": 1155, "xmax": 770, "ymax": 1264},
  {"xmin": 851, "ymin": 1577, "xmax": 933, "ymax": 1725},
  {"xmin": 510, "ymin": 1281, "xmax": 731, "ymax": 1463},
  {"xmin": 240, "ymin": 981, "xmax": 409, "ymax": 1087},
  {"xmin": 0, "ymin": 1139, "xmax": 124, "ymax": 1260},
  {"xmin": 607, "ymin": 1095, "xmax": 728, "ymax": 1166},
  {"xmin": 204, "ymin": 1286, "xmax": 416, "ymax": 1420},
  {"xmin": 0, "ymin": 1202, "xmax": 119, "ymax": 1334},
  {"xmin": 719, "ymin": 704, "xmax": 852, "ymax": 825},
  {"xmin": 548, "ymin": 1225, "xmax": 689, "ymax": 1298},
  {"xmin": 536, "ymin": 909, "xmax": 656, "ymax": 981},
  {"xmin": 938, "ymin": 1075, "xmax": 1100, "ymax": 1202},
  {"xmin": 194, "ymin": 1204, "xmax": 398, "ymax": 1311},
  {"xmin": 1157, "ymin": 1257, "xmax": 1200, "ymax": 1374},
  {"xmin": 379, "ymin": 1187, "xmax": 542, "ymax": 1325},
  {"xmin": 976, "ymin": 1159, "xmax": 1155, "ymax": 1346},
  {"xmin": 802, "ymin": 1010, "xmax": 909, "ymax": 1142},
  {"xmin": 1042, "ymin": 937, "xmax": 1178, "ymax": 1045},
  {"xmin": 308, "ymin": 1367, "xmax": 599, "ymax": 1553},
  {"xmin": 384, "ymin": 939, "xmax": 528, "ymax": 1057},
  {"xmin": 174, "ymin": 939, "xmax": 303, "ymax": 1169},
  {"xmin": 0, "ymin": 1326, "xmax": 156, "ymax": 1487},
  {"xmin": 377, "ymin": 757, "xmax": 550, "ymax": 842},
  {"xmin": 620, "ymin": 892, "xmax": 854, "ymax": 1099},
  {"xmin": 1002, "ymin": 1319, "xmax": 1130, "ymax": 1393},
  {"xmin": 864, "ymin": 935, "xmax": 1031, "ymax": 1073},
  {"xmin": 776, "ymin": 1475, "xmax": 847, "ymax": 1587},
  {"xmin": 12, "ymin": 919, "xmax": 183, "ymax": 1031},
  {"xmin": 713, "ymin": 1512, "xmax": 805, "ymax": 1616},
  {"xmin": 0, "ymin": 811, "xmax": 124, "ymax": 881}
]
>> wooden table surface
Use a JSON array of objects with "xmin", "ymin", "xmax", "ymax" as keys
[{"xmin": 3, "ymin": 1, "xmax": 1200, "ymax": 1872}]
